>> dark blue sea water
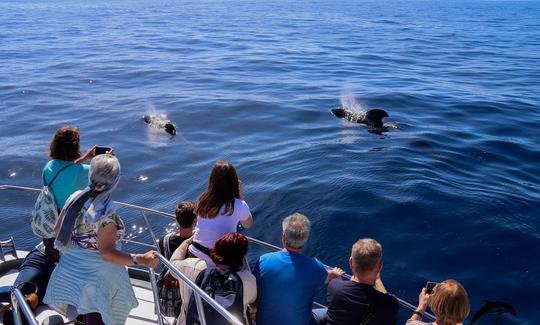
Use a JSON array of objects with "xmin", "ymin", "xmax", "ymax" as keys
[{"xmin": 1, "ymin": 0, "xmax": 539, "ymax": 323}]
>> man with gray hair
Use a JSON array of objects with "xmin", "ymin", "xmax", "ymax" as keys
[
  {"xmin": 325, "ymin": 238, "xmax": 399, "ymax": 325},
  {"xmin": 253, "ymin": 213, "xmax": 344, "ymax": 325}
]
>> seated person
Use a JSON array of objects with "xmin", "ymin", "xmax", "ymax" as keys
[
  {"xmin": 189, "ymin": 161, "xmax": 253, "ymax": 261},
  {"xmin": 170, "ymin": 232, "xmax": 256, "ymax": 325},
  {"xmin": 253, "ymin": 213, "xmax": 344, "ymax": 325},
  {"xmin": 407, "ymin": 279, "xmax": 470, "ymax": 325},
  {"xmin": 325, "ymin": 238, "xmax": 399, "ymax": 325},
  {"xmin": 157, "ymin": 200, "xmax": 196, "ymax": 259}
]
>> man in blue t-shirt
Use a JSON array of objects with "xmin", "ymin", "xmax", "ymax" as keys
[{"xmin": 253, "ymin": 213, "xmax": 344, "ymax": 325}]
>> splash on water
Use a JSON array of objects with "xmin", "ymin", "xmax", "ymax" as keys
[
  {"xmin": 144, "ymin": 105, "xmax": 189, "ymax": 147},
  {"xmin": 339, "ymin": 92, "xmax": 398, "ymax": 130}
]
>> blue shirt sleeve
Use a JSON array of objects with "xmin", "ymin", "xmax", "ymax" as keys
[
  {"xmin": 253, "ymin": 257, "xmax": 261, "ymax": 280},
  {"xmin": 314, "ymin": 258, "xmax": 328, "ymax": 285},
  {"xmin": 76, "ymin": 164, "xmax": 90, "ymax": 189}
]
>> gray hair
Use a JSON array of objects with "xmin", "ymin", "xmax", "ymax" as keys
[
  {"xmin": 89, "ymin": 154, "xmax": 120, "ymax": 192},
  {"xmin": 351, "ymin": 238, "xmax": 382, "ymax": 273},
  {"xmin": 282, "ymin": 213, "xmax": 311, "ymax": 249}
]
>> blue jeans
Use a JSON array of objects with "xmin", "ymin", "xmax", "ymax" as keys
[
  {"xmin": 312, "ymin": 307, "xmax": 328, "ymax": 325},
  {"xmin": 0, "ymin": 249, "xmax": 56, "ymax": 304}
]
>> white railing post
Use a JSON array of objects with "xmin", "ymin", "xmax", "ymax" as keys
[
  {"xmin": 194, "ymin": 294, "xmax": 208, "ymax": 325},
  {"xmin": 11, "ymin": 288, "xmax": 38, "ymax": 325},
  {"xmin": 148, "ymin": 268, "xmax": 165, "ymax": 325}
]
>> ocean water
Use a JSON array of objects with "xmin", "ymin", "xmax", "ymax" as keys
[{"xmin": 1, "ymin": 0, "xmax": 539, "ymax": 323}]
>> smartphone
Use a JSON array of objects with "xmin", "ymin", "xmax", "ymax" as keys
[
  {"xmin": 426, "ymin": 281, "xmax": 438, "ymax": 294},
  {"xmin": 95, "ymin": 146, "xmax": 112, "ymax": 155}
]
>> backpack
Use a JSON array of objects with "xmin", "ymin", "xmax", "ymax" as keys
[
  {"xmin": 157, "ymin": 234, "xmax": 182, "ymax": 317},
  {"xmin": 31, "ymin": 164, "xmax": 73, "ymax": 239},
  {"xmin": 185, "ymin": 267, "xmax": 245, "ymax": 325}
]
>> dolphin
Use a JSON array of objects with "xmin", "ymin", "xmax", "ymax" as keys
[
  {"xmin": 143, "ymin": 115, "xmax": 176, "ymax": 136},
  {"xmin": 471, "ymin": 300, "xmax": 517, "ymax": 324},
  {"xmin": 331, "ymin": 107, "xmax": 389, "ymax": 128}
]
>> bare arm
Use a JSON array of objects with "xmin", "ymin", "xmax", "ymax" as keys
[
  {"xmin": 170, "ymin": 236, "xmax": 194, "ymax": 264},
  {"xmin": 54, "ymin": 209, "xmax": 65, "ymax": 235},
  {"xmin": 409, "ymin": 288, "xmax": 430, "ymax": 321},
  {"xmin": 75, "ymin": 146, "xmax": 97, "ymax": 164},
  {"xmin": 98, "ymin": 223, "xmax": 158, "ymax": 268},
  {"xmin": 325, "ymin": 267, "xmax": 345, "ymax": 284},
  {"xmin": 240, "ymin": 213, "xmax": 253, "ymax": 229}
]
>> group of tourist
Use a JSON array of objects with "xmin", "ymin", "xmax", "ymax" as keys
[{"xmin": 0, "ymin": 126, "xmax": 471, "ymax": 325}]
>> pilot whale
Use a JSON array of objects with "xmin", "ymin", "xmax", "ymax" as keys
[
  {"xmin": 471, "ymin": 300, "xmax": 517, "ymax": 324},
  {"xmin": 143, "ymin": 115, "xmax": 177, "ymax": 136},
  {"xmin": 331, "ymin": 107, "xmax": 389, "ymax": 128}
]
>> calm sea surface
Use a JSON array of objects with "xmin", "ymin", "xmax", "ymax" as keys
[{"xmin": 1, "ymin": 0, "xmax": 539, "ymax": 323}]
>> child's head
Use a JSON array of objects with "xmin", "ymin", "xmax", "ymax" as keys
[{"xmin": 175, "ymin": 200, "xmax": 196, "ymax": 228}]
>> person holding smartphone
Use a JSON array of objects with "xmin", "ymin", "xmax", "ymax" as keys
[
  {"xmin": 407, "ymin": 279, "xmax": 470, "ymax": 325},
  {"xmin": 0, "ymin": 126, "xmax": 98, "ymax": 307}
]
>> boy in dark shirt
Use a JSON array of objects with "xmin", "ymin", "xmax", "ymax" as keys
[
  {"xmin": 157, "ymin": 201, "xmax": 196, "ymax": 259},
  {"xmin": 326, "ymin": 238, "xmax": 399, "ymax": 325}
]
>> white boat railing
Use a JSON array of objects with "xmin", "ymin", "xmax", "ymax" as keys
[
  {"xmin": 0, "ymin": 184, "xmax": 436, "ymax": 322},
  {"xmin": 10, "ymin": 287, "xmax": 39, "ymax": 325}
]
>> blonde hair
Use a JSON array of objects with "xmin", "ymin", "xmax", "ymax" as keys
[
  {"xmin": 351, "ymin": 238, "xmax": 382, "ymax": 273},
  {"xmin": 429, "ymin": 279, "xmax": 470, "ymax": 325}
]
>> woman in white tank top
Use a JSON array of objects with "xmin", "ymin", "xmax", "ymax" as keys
[{"xmin": 189, "ymin": 160, "xmax": 253, "ymax": 260}]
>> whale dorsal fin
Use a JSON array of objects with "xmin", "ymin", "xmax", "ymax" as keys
[{"xmin": 363, "ymin": 109, "xmax": 389, "ymax": 128}]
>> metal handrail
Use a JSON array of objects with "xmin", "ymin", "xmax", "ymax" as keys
[
  {"xmin": 10, "ymin": 287, "xmax": 39, "ymax": 325},
  {"xmin": 246, "ymin": 237, "xmax": 436, "ymax": 321},
  {"xmin": 1, "ymin": 184, "xmax": 436, "ymax": 321},
  {"xmin": 157, "ymin": 253, "xmax": 244, "ymax": 325}
]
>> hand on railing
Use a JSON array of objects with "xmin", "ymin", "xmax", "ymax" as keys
[
  {"xmin": 136, "ymin": 251, "xmax": 160, "ymax": 269},
  {"xmin": 326, "ymin": 267, "xmax": 346, "ymax": 284}
]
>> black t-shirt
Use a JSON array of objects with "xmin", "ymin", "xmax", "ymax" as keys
[
  {"xmin": 326, "ymin": 279, "xmax": 399, "ymax": 325},
  {"xmin": 157, "ymin": 234, "xmax": 190, "ymax": 259}
]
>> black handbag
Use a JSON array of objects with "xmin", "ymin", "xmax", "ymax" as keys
[{"xmin": 157, "ymin": 234, "xmax": 182, "ymax": 317}]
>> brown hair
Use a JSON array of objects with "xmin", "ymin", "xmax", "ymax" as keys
[
  {"xmin": 49, "ymin": 126, "xmax": 81, "ymax": 161},
  {"xmin": 175, "ymin": 201, "xmax": 196, "ymax": 228},
  {"xmin": 351, "ymin": 238, "xmax": 382, "ymax": 273},
  {"xmin": 196, "ymin": 160, "xmax": 241, "ymax": 219},
  {"xmin": 429, "ymin": 279, "xmax": 470, "ymax": 325},
  {"xmin": 209, "ymin": 232, "xmax": 248, "ymax": 270}
]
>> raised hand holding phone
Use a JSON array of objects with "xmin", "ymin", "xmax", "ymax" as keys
[{"xmin": 95, "ymin": 146, "xmax": 112, "ymax": 155}]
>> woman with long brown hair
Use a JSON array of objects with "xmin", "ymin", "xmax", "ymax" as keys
[{"xmin": 189, "ymin": 160, "xmax": 253, "ymax": 260}]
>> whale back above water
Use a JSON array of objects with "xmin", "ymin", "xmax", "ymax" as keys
[
  {"xmin": 331, "ymin": 107, "xmax": 389, "ymax": 128},
  {"xmin": 143, "ymin": 115, "xmax": 177, "ymax": 136}
]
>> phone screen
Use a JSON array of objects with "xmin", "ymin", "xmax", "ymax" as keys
[
  {"xmin": 426, "ymin": 281, "xmax": 438, "ymax": 294},
  {"xmin": 95, "ymin": 146, "xmax": 111, "ymax": 155}
]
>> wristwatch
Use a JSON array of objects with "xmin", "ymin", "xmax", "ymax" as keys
[
  {"xmin": 131, "ymin": 254, "xmax": 139, "ymax": 265},
  {"xmin": 413, "ymin": 310, "xmax": 424, "ymax": 318}
]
